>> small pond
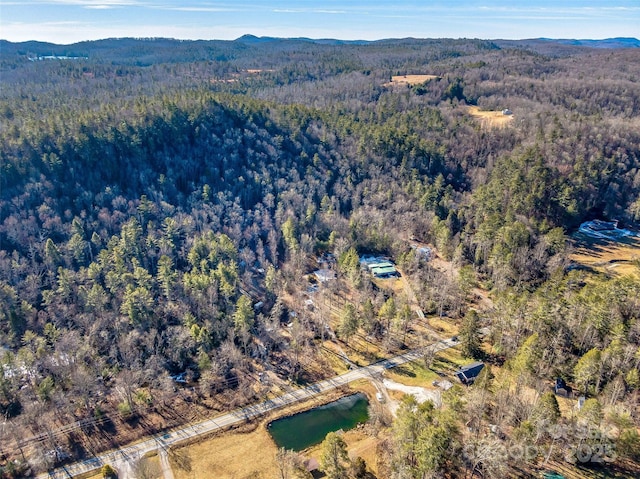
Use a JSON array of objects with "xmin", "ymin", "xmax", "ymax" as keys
[{"xmin": 268, "ymin": 393, "xmax": 369, "ymax": 451}]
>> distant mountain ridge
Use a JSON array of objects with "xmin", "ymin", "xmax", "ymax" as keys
[
  {"xmin": 235, "ymin": 34, "xmax": 370, "ymax": 45},
  {"xmin": 237, "ymin": 35, "xmax": 640, "ymax": 49},
  {"xmin": 1, "ymin": 36, "xmax": 637, "ymax": 65},
  {"xmin": 535, "ymin": 37, "xmax": 640, "ymax": 48},
  {"xmin": 3, "ymin": 35, "xmax": 638, "ymax": 51}
]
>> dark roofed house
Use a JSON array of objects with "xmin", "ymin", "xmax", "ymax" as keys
[
  {"xmin": 554, "ymin": 377, "xmax": 572, "ymax": 397},
  {"xmin": 455, "ymin": 362, "xmax": 485, "ymax": 385},
  {"xmin": 305, "ymin": 458, "xmax": 322, "ymax": 479}
]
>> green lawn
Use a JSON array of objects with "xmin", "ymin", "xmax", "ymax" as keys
[{"xmin": 386, "ymin": 345, "xmax": 468, "ymax": 387}]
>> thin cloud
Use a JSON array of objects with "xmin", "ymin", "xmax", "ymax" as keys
[
  {"xmin": 35, "ymin": 0, "xmax": 139, "ymax": 4},
  {"xmin": 6, "ymin": 20, "xmax": 86, "ymax": 28},
  {"xmin": 2, "ymin": 1, "xmax": 638, "ymax": 43},
  {"xmin": 273, "ymin": 8, "xmax": 348, "ymax": 15},
  {"xmin": 475, "ymin": 5, "xmax": 640, "ymax": 14},
  {"xmin": 158, "ymin": 6, "xmax": 240, "ymax": 13}
]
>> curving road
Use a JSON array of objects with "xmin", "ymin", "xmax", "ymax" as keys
[{"xmin": 38, "ymin": 336, "xmax": 463, "ymax": 479}]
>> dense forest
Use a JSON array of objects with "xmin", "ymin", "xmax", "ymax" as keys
[{"xmin": 1, "ymin": 36, "xmax": 640, "ymax": 478}]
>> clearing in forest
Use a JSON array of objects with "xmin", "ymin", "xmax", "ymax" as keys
[
  {"xmin": 467, "ymin": 105, "xmax": 514, "ymax": 128},
  {"xmin": 168, "ymin": 386, "xmax": 375, "ymax": 479},
  {"xmin": 570, "ymin": 223, "xmax": 640, "ymax": 278},
  {"xmin": 170, "ymin": 420, "xmax": 281, "ymax": 479},
  {"xmin": 387, "ymin": 74, "xmax": 440, "ymax": 86}
]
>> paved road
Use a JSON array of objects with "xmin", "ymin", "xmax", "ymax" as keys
[{"xmin": 38, "ymin": 336, "xmax": 462, "ymax": 479}]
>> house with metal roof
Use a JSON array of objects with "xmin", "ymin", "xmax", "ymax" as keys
[
  {"xmin": 455, "ymin": 362, "xmax": 485, "ymax": 385},
  {"xmin": 371, "ymin": 265, "xmax": 399, "ymax": 278},
  {"xmin": 360, "ymin": 255, "xmax": 399, "ymax": 278}
]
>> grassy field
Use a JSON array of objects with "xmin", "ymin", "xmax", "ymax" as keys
[
  {"xmin": 571, "ymin": 233, "xmax": 640, "ymax": 278},
  {"xmin": 467, "ymin": 105, "xmax": 514, "ymax": 129},
  {"xmin": 384, "ymin": 342, "xmax": 466, "ymax": 388},
  {"xmin": 170, "ymin": 421, "xmax": 280, "ymax": 479},
  {"xmin": 387, "ymin": 74, "xmax": 440, "ymax": 86},
  {"xmin": 168, "ymin": 387, "xmax": 368, "ymax": 479},
  {"xmin": 385, "ymin": 359, "xmax": 440, "ymax": 387},
  {"xmin": 76, "ymin": 471, "xmax": 102, "ymax": 479}
]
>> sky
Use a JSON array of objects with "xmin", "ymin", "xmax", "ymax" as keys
[{"xmin": 1, "ymin": 1, "xmax": 639, "ymax": 45}]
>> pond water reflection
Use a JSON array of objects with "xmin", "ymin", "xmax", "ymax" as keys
[{"xmin": 268, "ymin": 393, "xmax": 369, "ymax": 451}]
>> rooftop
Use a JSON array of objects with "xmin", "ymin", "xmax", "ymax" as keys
[
  {"xmin": 314, "ymin": 269, "xmax": 336, "ymax": 282},
  {"xmin": 455, "ymin": 362, "xmax": 485, "ymax": 384}
]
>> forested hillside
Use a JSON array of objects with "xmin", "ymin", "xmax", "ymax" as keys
[{"xmin": 1, "ymin": 37, "xmax": 639, "ymax": 478}]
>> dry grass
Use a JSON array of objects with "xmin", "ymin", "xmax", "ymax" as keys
[
  {"xmin": 385, "ymin": 361, "xmax": 439, "ymax": 388},
  {"xmin": 183, "ymin": 250, "xmax": 486, "ymax": 478},
  {"xmin": 386, "ymin": 74, "xmax": 440, "ymax": 86},
  {"xmin": 384, "ymin": 338, "xmax": 466, "ymax": 389},
  {"xmin": 320, "ymin": 341, "xmax": 351, "ymax": 373},
  {"xmin": 170, "ymin": 422, "xmax": 280, "ymax": 479},
  {"xmin": 372, "ymin": 276, "xmax": 404, "ymax": 295},
  {"xmin": 555, "ymin": 394, "xmax": 578, "ymax": 418},
  {"xmin": 571, "ymin": 234, "xmax": 640, "ymax": 278},
  {"xmin": 344, "ymin": 430, "xmax": 380, "ymax": 473},
  {"xmin": 76, "ymin": 472, "xmax": 102, "ymax": 479},
  {"xmin": 467, "ymin": 105, "xmax": 514, "ymax": 129},
  {"xmin": 305, "ymin": 425, "xmax": 381, "ymax": 477},
  {"xmin": 427, "ymin": 316, "xmax": 459, "ymax": 338},
  {"xmin": 169, "ymin": 388, "xmax": 359, "ymax": 479}
]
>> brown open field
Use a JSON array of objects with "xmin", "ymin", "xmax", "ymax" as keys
[
  {"xmin": 168, "ymin": 387, "xmax": 370, "ymax": 479},
  {"xmin": 387, "ymin": 74, "xmax": 440, "ymax": 86},
  {"xmin": 77, "ymin": 471, "xmax": 102, "ymax": 479},
  {"xmin": 570, "ymin": 233, "xmax": 640, "ymax": 278},
  {"xmin": 467, "ymin": 105, "xmax": 514, "ymax": 129},
  {"xmin": 170, "ymin": 420, "xmax": 280, "ymax": 479}
]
